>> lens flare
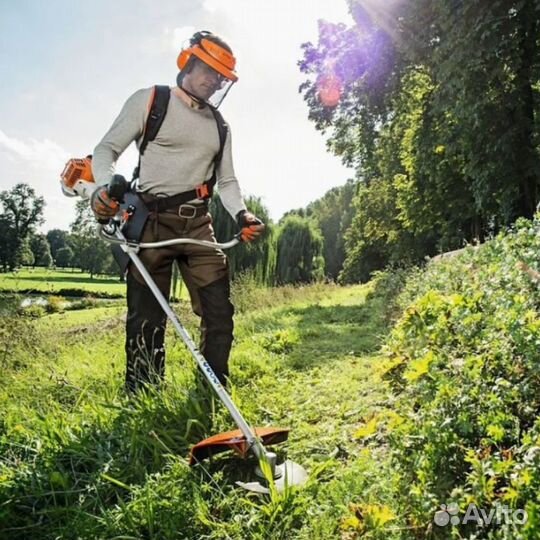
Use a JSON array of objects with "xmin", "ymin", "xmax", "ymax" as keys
[{"xmin": 317, "ymin": 73, "xmax": 342, "ymax": 108}]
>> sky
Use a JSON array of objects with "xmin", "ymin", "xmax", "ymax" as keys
[{"xmin": 0, "ymin": 0, "xmax": 354, "ymax": 232}]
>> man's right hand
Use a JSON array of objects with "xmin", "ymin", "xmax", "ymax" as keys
[{"xmin": 90, "ymin": 185, "xmax": 119, "ymax": 223}]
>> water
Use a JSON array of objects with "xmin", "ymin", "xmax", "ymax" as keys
[
  {"xmin": 19, "ymin": 297, "xmax": 48, "ymax": 308},
  {"xmin": 0, "ymin": 293, "xmax": 121, "ymax": 316}
]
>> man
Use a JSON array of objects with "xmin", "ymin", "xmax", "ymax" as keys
[{"xmin": 90, "ymin": 31, "xmax": 264, "ymax": 392}]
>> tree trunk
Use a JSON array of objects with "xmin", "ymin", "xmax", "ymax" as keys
[{"xmin": 514, "ymin": 2, "xmax": 539, "ymax": 219}]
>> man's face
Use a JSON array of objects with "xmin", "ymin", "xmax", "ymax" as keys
[{"xmin": 183, "ymin": 59, "xmax": 226, "ymax": 101}]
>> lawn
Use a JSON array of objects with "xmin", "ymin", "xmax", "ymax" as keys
[
  {"xmin": 0, "ymin": 267, "xmax": 126, "ymax": 297},
  {"xmin": 0, "ymin": 267, "xmax": 189, "ymax": 300},
  {"xmin": 0, "ymin": 281, "xmax": 402, "ymax": 539}
]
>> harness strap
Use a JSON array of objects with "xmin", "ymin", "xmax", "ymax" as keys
[
  {"xmin": 132, "ymin": 85, "xmax": 229, "ymax": 206},
  {"xmin": 132, "ymin": 85, "xmax": 171, "ymax": 181}
]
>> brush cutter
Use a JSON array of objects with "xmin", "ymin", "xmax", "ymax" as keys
[{"xmin": 60, "ymin": 161, "xmax": 308, "ymax": 493}]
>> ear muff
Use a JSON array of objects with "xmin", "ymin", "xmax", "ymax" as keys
[
  {"xmin": 177, "ymin": 30, "xmax": 214, "ymax": 71},
  {"xmin": 177, "ymin": 49, "xmax": 191, "ymax": 71}
]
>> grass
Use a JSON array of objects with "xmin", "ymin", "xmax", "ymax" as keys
[
  {"xmin": 0, "ymin": 281, "xmax": 405, "ymax": 539},
  {"xmin": 0, "ymin": 267, "xmax": 127, "ymax": 297},
  {"xmin": 0, "ymin": 267, "xmax": 191, "ymax": 300}
]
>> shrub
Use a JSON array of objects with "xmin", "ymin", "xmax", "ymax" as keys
[
  {"xmin": 377, "ymin": 216, "xmax": 540, "ymax": 537},
  {"xmin": 46, "ymin": 295, "xmax": 66, "ymax": 313}
]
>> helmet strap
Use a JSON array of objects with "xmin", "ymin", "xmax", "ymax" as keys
[{"xmin": 176, "ymin": 72, "xmax": 207, "ymax": 107}]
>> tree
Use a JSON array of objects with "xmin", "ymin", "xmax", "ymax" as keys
[
  {"xmin": 29, "ymin": 234, "xmax": 53, "ymax": 267},
  {"xmin": 69, "ymin": 199, "xmax": 117, "ymax": 277},
  {"xmin": 209, "ymin": 194, "xmax": 275, "ymax": 284},
  {"xmin": 0, "ymin": 183, "xmax": 45, "ymax": 271},
  {"xmin": 18, "ymin": 239, "xmax": 35, "ymax": 267},
  {"xmin": 305, "ymin": 180, "xmax": 357, "ymax": 280},
  {"xmin": 298, "ymin": 13, "xmax": 405, "ymax": 181},
  {"xmin": 274, "ymin": 216, "xmax": 324, "ymax": 285},
  {"xmin": 46, "ymin": 229, "xmax": 70, "ymax": 260},
  {"xmin": 298, "ymin": 0, "xmax": 540, "ymax": 282},
  {"xmin": 404, "ymin": 0, "xmax": 540, "ymax": 221},
  {"xmin": 55, "ymin": 246, "xmax": 73, "ymax": 268},
  {"xmin": 339, "ymin": 176, "xmax": 433, "ymax": 284}
]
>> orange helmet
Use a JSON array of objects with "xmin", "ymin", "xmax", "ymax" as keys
[{"xmin": 177, "ymin": 31, "xmax": 238, "ymax": 82}]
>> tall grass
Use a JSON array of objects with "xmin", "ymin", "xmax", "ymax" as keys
[{"xmin": 1, "ymin": 280, "xmax": 405, "ymax": 539}]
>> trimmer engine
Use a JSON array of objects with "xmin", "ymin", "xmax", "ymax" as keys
[{"xmin": 60, "ymin": 155, "xmax": 96, "ymax": 198}]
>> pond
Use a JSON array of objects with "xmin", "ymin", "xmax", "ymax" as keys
[{"xmin": 0, "ymin": 293, "xmax": 122, "ymax": 316}]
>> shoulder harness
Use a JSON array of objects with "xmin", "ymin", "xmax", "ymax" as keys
[{"xmin": 132, "ymin": 85, "xmax": 228, "ymax": 210}]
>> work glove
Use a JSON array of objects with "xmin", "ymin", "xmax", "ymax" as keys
[
  {"xmin": 90, "ymin": 184, "xmax": 119, "ymax": 224},
  {"xmin": 236, "ymin": 210, "xmax": 265, "ymax": 242}
]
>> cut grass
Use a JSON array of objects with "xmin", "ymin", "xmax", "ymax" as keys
[{"xmin": 0, "ymin": 282, "xmax": 404, "ymax": 539}]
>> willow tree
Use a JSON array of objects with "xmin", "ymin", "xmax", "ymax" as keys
[
  {"xmin": 274, "ymin": 216, "xmax": 324, "ymax": 285},
  {"xmin": 209, "ymin": 194, "xmax": 275, "ymax": 285}
]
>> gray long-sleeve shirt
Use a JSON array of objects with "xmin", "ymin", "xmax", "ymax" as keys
[{"xmin": 92, "ymin": 87, "xmax": 247, "ymax": 219}]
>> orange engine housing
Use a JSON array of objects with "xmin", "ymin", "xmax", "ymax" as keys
[{"xmin": 60, "ymin": 156, "xmax": 94, "ymax": 191}]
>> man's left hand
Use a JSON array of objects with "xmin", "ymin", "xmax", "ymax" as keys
[{"xmin": 237, "ymin": 210, "xmax": 265, "ymax": 242}]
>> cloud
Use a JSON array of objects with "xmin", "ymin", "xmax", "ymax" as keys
[
  {"xmin": 0, "ymin": 129, "xmax": 70, "ymax": 172},
  {"xmin": 172, "ymin": 26, "xmax": 196, "ymax": 51},
  {"xmin": 202, "ymin": 0, "xmax": 218, "ymax": 13}
]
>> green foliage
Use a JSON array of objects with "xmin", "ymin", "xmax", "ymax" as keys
[
  {"xmin": 275, "ymin": 216, "xmax": 325, "ymax": 285},
  {"xmin": 291, "ymin": 180, "xmax": 357, "ymax": 280},
  {"xmin": 379, "ymin": 215, "xmax": 540, "ymax": 537},
  {"xmin": 210, "ymin": 194, "xmax": 275, "ymax": 285},
  {"xmin": 407, "ymin": 0, "xmax": 540, "ymax": 221},
  {"xmin": 69, "ymin": 199, "xmax": 118, "ymax": 277},
  {"xmin": 17, "ymin": 238, "xmax": 35, "ymax": 267},
  {"xmin": 55, "ymin": 246, "xmax": 73, "ymax": 268},
  {"xmin": 45, "ymin": 295, "xmax": 66, "ymax": 313},
  {"xmin": 259, "ymin": 328, "xmax": 299, "ymax": 355},
  {"xmin": 29, "ymin": 233, "xmax": 53, "ymax": 268},
  {"xmin": 18, "ymin": 303, "xmax": 47, "ymax": 318},
  {"xmin": 0, "ymin": 281, "xmax": 406, "ymax": 540},
  {"xmin": 339, "ymin": 177, "xmax": 431, "ymax": 284},
  {"xmin": 0, "ymin": 183, "xmax": 45, "ymax": 272},
  {"xmin": 299, "ymin": 0, "xmax": 540, "ymax": 282},
  {"xmin": 46, "ymin": 228, "xmax": 70, "ymax": 261}
]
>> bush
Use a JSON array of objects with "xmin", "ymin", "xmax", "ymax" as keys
[
  {"xmin": 19, "ymin": 304, "xmax": 47, "ymax": 318},
  {"xmin": 46, "ymin": 295, "xmax": 66, "ymax": 313},
  {"xmin": 68, "ymin": 296, "xmax": 99, "ymax": 310},
  {"xmin": 377, "ymin": 216, "xmax": 540, "ymax": 537}
]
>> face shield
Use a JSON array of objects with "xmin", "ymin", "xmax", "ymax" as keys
[
  {"xmin": 180, "ymin": 56, "xmax": 236, "ymax": 108},
  {"xmin": 177, "ymin": 37, "xmax": 238, "ymax": 109}
]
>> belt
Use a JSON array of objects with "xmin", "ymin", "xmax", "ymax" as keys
[
  {"xmin": 173, "ymin": 203, "xmax": 208, "ymax": 219},
  {"xmin": 140, "ymin": 194, "xmax": 208, "ymax": 219}
]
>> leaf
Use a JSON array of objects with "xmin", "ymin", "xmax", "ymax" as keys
[
  {"xmin": 354, "ymin": 416, "xmax": 379, "ymax": 440},
  {"xmin": 486, "ymin": 424, "xmax": 505, "ymax": 442},
  {"xmin": 341, "ymin": 515, "xmax": 362, "ymax": 531},
  {"xmin": 404, "ymin": 351, "xmax": 434, "ymax": 382},
  {"xmin": 101, "ymin": 473, "xmax": 132, "ymax": 491},
  {"xmin": 367, "ymin": 503, "xmax": 396, "ymax": 526}
]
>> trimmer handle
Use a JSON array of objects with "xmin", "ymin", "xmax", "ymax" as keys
[{"xmin": 107, "ymin": 174, "xmax": 130, "ymax": 203}]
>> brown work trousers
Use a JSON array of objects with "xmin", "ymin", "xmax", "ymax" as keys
[{"xmin": 125, "ymin": 207, "xmax": 234, "ymax": 392}]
